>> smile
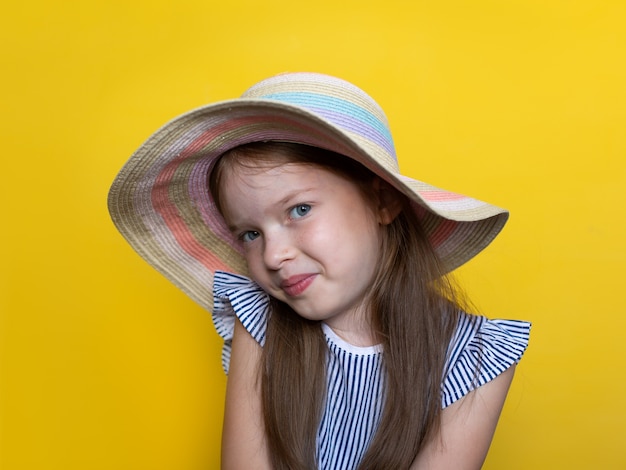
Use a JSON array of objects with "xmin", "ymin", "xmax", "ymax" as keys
[{"xmin": 280, "ymin": 274, "xmax": 317, "ymax": 297}]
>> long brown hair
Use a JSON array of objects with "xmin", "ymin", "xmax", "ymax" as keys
[{"xmin": 210, "ymin": 142, "xmax": 464, "ymax": 469}]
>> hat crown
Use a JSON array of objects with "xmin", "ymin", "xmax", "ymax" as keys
[{"xmin": 241, "ymin": 72, "xmax": 398, "ymax": 166}]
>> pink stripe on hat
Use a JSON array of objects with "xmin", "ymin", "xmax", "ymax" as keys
[{"xmin": 420, "ymin": 190, "xmax": 466, "ymax": 201}]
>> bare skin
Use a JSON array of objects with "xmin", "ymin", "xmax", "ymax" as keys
[
  {"xmin": 410, "ymin": 366, "xmax": 516, "ymax": 469},
  {"xmin": 221, "ymin": 320, "xmax": 270, "ymax": 469}
]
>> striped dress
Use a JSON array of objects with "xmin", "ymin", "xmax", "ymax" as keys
[{"xmin": 212, "ymin": 271, "xmax": 531, "ymax": 469}]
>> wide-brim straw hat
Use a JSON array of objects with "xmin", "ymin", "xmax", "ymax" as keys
[{"xmin": 108, "ymin": 72, "xmax": 508, "ymax": 313}]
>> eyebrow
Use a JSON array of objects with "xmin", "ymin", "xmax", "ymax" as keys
[
  {"xmin": 224, "ymin": 186, "xmax": 317, "ymax": 234},
  {"xmin": 277, "ymin": 187, "xmax": 315, "ymax": 206}
]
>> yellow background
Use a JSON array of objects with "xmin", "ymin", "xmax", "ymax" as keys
[{"xmin": 2, "ymin": 1, "xmax": 625, "ymax": 468}]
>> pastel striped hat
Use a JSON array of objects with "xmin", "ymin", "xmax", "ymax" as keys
[{"xmin": 108, "ymin": 72, "xmax": 508, "ymax": 312}]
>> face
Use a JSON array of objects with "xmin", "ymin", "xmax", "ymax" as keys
[{"xmin": 219, "ymin": 159, "xmax": 387, "ymax": 338}]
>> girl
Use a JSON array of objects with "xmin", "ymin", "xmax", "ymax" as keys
[{"xmin": 108, "ymin": 72, "xmax": 530, "ymax": 469}]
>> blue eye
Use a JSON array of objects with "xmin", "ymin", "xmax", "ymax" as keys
[
  {"xmin": 240, "ymin": 231, "xmax": 260, "ymax": 243},
  {"xmin": 290, "ymin": 204, "xmax": 311, "ymax": 218}
]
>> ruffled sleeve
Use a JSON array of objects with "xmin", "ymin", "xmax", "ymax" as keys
[
  {"xmin": 212, "ymin": 271, "xmax": 270, "ymax": 374},
  {"xmin": 442, "ymin": 314, "xmax": 531, "ymax": 408}
]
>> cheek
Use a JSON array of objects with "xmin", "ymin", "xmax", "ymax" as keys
[
  {"xmin": 306, "ymin": 215, "xmax": 380, "ymax": 263},
  {"xmin": 242, "ymin": 247, "xmax": 267, "ymax": 283},
  {"xmin": 301, "ymin": 222, "xmax": 340, "ymax": 257}
]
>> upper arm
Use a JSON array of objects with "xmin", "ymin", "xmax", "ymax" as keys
[
  {"xmin": 410, "ymin": 365, "xmax": 517, "ymax": 470},
  {"xmin": 221, "ymin": 318, "xmax": 271, "ymax": 470}
]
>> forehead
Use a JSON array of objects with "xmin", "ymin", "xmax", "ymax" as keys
[
  {"xmin": 211, "ymin": 145, "xmax": 379, "ymax": 220},
  {"xmin": 222, "ymin": 160, "xmax": 336, "ymax": 191}
]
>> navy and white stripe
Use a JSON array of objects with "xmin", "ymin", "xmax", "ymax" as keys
[
  {"xmin": 212, "ymin": 271, "xmax": 270, "ymax": 372},
  {"xmin": 442, "ymin": 315, "xmax": 530, "ymax": 406},
  {"xmin": 317, "ymin": 324, "xmax": 385, "ymax": 469},
  {"xmin": 212, "ymin": 271, "xmax": 531, "ymax": 469}
]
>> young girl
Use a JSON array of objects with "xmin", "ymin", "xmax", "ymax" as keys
[{"xmin": 108, "ymin": 72, "xmax": 530, "ymax": 469}]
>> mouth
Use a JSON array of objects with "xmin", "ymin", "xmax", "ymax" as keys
[{"xmin": 280, "ymin": 274, "xmax": 317, "ymax": 297}]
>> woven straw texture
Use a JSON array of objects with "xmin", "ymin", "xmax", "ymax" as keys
[{"xmin": 108, "ymin": 72, "xmax": 508, "ymax": 312}]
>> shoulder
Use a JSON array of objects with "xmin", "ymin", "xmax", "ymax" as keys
[
  {"xmin": 212, "ymin": 271, "xmax": 270, "ymax": 374},
  {"xmin": 442, "ymin": 313, "xmax": 531, "ymax": 407}
]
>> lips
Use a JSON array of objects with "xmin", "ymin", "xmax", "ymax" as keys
[{"xmin": 280, "ymin": 274, "xmax": 317, "ymax": 297}]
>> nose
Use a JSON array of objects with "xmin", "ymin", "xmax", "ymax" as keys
[{"xmin": 262, "ymin": 230, "xmax": 296, "ymax": 270}]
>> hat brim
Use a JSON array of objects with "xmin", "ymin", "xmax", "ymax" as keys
[{"xmin": 108, "ymin": 98, "xmax": 507, "ymax": 312}]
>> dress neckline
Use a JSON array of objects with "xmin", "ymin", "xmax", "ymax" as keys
[{"xmin": 321, "ymin": 323, "xmax": 383, "ymax": 355}]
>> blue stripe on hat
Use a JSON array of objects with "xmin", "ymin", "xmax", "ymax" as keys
[{"xmin": 260, "ymin": 92, "xmax": 395, "ymax": 156}]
